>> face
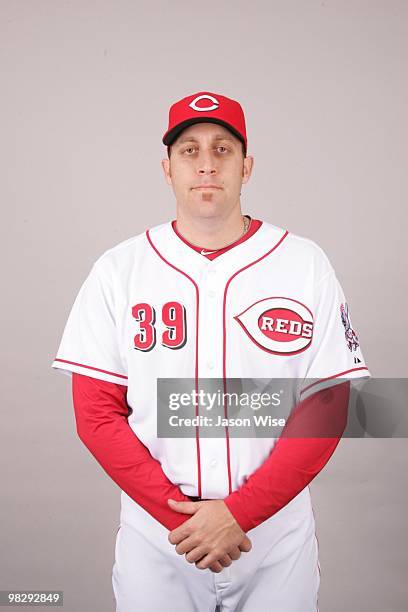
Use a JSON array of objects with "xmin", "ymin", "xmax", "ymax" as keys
[{"xmin": 161, "ymin": 122, "xmax": 254, "ymax": 220}]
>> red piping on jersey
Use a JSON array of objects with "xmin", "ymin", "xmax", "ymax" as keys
[
  {"xmin": 54, "ymin": 358, "xmax": 128, "ymax": 381},
  {"xmin": 300, "ymin": 366, "xmax": 369, "ymax": 396},
  {"xmin": 222, "ymin": 229, "xmax": 290, "ymax": 495},
  {"xmin": 146, "ymin": 229, "xmax": 202, "ymax": 498}
]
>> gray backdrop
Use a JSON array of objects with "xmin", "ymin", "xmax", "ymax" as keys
[{"xmin": 1, "ymin": 1, "xmax": 407, "ymax": 611}]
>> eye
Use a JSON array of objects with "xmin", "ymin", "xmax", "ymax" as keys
[
  {"xmin": 217, "ymin": 146, "xmax": 228, "ymax": 153},
  {"xmin": 183, "ymin": 147, "xmax": 196, "ymax": 154}
]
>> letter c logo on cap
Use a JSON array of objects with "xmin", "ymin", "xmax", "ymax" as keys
[{"xmin": 189, "ymin": 94, "xmax": 219, "ymax": 112}]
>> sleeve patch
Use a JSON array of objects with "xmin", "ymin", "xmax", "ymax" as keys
[{"xmin": 340, "ymin": 302, "xmax": 360, "ymax": 352}]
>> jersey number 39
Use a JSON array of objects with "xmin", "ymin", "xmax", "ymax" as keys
[{"xmin": 131, "ymin": 302, "xmax": 187, "ymax": 352}]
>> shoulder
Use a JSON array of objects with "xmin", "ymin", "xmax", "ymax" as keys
[
  {"xmin": 261, "ymin": 220, "xmax": 336, "ymax": 283},
  {"xmin": 91, "ymin": 221, "xmax": 169, "ymax": 277}
]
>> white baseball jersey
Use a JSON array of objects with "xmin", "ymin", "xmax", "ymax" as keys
[{"xmin": 52, "ymin": 218, "xmax": 371, "ymax": 611}]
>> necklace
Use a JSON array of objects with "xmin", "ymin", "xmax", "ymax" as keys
[{"xmin": 177, "ymin": 215, "xmax": 252, "ymax": 251}]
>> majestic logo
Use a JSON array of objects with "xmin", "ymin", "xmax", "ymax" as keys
[
  {"xmin": 340, "ymin": 302, "xmax": 360, "ymax": 351},
  {"xmin": 189, "ymin": 94, "xmax": 219, "ymax": 112},
  {"xmin": 234, "ymin": 297, "xmax": 314, "ymax": 355}
]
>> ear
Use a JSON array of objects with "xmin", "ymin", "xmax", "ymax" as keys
[
  {"xmin": 161, "ymin": 158, "xmax": 172, "ymax": 185},
  {"xmin": 242, "ymin": 155, "xmax": 254, "ymax": 184}
]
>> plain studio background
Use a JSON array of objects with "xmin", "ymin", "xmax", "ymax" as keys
[{"xmin": 1, "ymin": 1, "xmax": 407, "ymax": 611}]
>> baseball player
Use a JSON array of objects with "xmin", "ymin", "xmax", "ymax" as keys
[{"xmin": 52, "ymin": 91, "xmax": 371, "ymax": 611}]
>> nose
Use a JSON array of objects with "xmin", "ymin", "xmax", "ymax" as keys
[{"xmin": 197, "ymin": 150, "xmax": 217, "ymax": 176}]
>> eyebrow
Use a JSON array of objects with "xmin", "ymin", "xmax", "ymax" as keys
[{"xmin": 175, "ymin": 134, "xmax": 236, "ymax": 146}]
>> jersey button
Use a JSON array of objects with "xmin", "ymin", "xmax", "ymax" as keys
[
  {"xmin": 207, "ymin": 361, "xmax": 214, "ymax": 370},
  {"xmin": 207, "ymin": 289, "xmax": 216, "ymax": 298},
  {"xmin": 210, "ymin": 459, "xmax": 218, "ymax": 468}
]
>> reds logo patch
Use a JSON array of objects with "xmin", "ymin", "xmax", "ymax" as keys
[{"xmin": 234, "ymin": 297, "xmax": 314, "ymax": 355}]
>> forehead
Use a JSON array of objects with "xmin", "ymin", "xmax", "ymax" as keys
[{"xmin": 174, "ymin": 122, "xmax": 238, "ymax": 144}]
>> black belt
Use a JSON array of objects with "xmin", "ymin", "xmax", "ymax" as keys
[{"xmin": 189, "ymin": 496, "xmax": 210, "ymax": 501}]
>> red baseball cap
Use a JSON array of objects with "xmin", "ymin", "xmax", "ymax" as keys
[{"xmin": 162, "ymin": 91, "xmax": 247, "ymax": 155}]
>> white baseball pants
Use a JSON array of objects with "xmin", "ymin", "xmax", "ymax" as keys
[{"xmin": 112, "ymin": 488, "xmax": 320, "ymax": 612}]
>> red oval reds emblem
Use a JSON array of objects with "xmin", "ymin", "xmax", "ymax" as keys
[{"xmin": 234, "ymin": 297, "xmax": 314, "ymax": 355}]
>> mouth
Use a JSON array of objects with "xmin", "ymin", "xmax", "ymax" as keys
[{"xmin": 192, "ymin": 185, "xmax": 222, "ymax": 190}]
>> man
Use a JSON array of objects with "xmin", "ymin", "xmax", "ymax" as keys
[{"xmin": 52, "ymin": 91, "xmax": 371, "ymax": 611}]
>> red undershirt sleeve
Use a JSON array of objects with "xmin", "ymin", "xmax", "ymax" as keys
[
  {"xmin": 71, "ymin": 372, "xmax": 193, "ymax": 531},
  {"xmin": 72, "ymin": 372, "xmax": 350, "ymax": 535},
  {"xmin": 223, "ymin": 380, "xmax": 351, "ymax": 533}
]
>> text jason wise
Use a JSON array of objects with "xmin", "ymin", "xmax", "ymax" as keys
[{"xmin": 168, "ymin": 415, "xmax": 286, "ymax": 427}]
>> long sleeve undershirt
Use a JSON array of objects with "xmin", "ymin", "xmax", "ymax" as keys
[
  {"xmin": 72, "ymin": 373, "xmax": 191, "ymax": 530},
  {"xmin": 71, "ymin": 373, "xmax": 349, "ymax": 532},
  {"xmin": 224, "ymin": 381, "xmax": 350, "ymax": 532}
]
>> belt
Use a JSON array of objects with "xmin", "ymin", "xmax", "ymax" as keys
[{"xmin": 188, "ymin": 496, "xmax": 210, "ymax": 501}]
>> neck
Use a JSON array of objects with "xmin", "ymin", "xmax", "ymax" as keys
[{"xmin": 175, "ymin": 206, "xmax": 246, "ymax": 249}]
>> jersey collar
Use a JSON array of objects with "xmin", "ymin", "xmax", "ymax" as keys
[{"xmin": 146, "ymin": 220, "xmax": 289, "ymax": 284}]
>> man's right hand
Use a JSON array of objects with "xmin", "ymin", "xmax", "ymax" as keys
[{"xmin": 167, "ymin": 498, "xmax": 253, "ymax": 573}]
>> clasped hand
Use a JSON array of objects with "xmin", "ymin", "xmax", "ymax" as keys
[{"xmin": 167, "ymin": 499, "xmax": 252, "ymax": 573}]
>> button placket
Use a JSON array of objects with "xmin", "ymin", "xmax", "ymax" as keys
[
  {"xmin": 197, "ymin": 264, "xmax": 228, "ymax": 497},
  {"xmin": 199, "ymin": 264, "xmax": 222, "ymax": 376}
]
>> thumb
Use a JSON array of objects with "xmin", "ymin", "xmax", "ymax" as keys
[
  {"xmin": 239, "ymin": 536, "xmax": 252, "ymax": 552},
  {"xmin": 167, "ymin": 499, "xmax": 201, "ymax": 514}
]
